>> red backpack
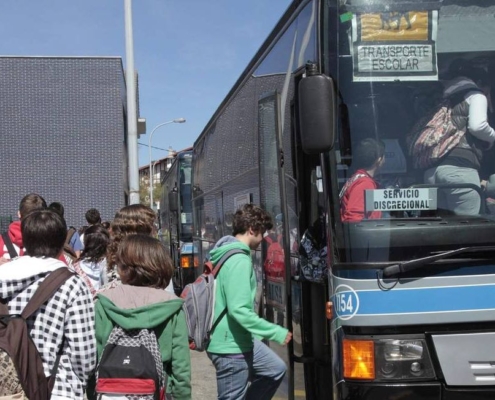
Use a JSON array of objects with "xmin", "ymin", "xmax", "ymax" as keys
[
  {"xmin": 407, "ymin": 88, "xmax": 483, "ymax": 170},
  {"xmin": 264, "ymin": 235, "xmax": 285, "ymax": 279},
  {"xmin": 407, "ymin": 101, "xmax": 464, "ymax": 169}
]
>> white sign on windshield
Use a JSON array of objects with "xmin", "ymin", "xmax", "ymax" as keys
[
  {"xmin": 356, "ymin": 44, "xmax": 435, "ymax": 76},
  {"xmin": 365, "ymin": 188, "xmax": 437, "ymax": 212},
  {"xmin": 351, "ymin": 10, "xmax": 439, "ymax": 81}
]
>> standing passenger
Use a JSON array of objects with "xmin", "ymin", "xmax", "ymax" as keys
[
  {"xmin": 72, "ymin": 224, "xmax": 110, "ymax": 298},
  {"xmin": 0, "ymin": 193, "xmax": 47, "ymax": 264},
  {"xmin": 48, "ymin": 201, "xmax": 84, "ymax": 258},
  {"xmin": 340, "ymin": 138, "xmax": 385, "ymax": 222},
  {"xmin": 424, "ymin": 59, "xmax": 495, "ymax": 215},
  {"xmin": 80, "ymin": 208, "xmax": 102, "ymax": 245},
  {"xmin": 103, "ymin": 204, "xmax": 174, "ymax": 293},
  {"xmin": 207, "ymin": 204, "xmax": 292, "ymax": 400},
  {"xmin": 0, "ymin": 209, "xmax": 96, "ymax": 399},
  {"xmin": 95, "ymin": 234, "xmax": 191, "ymax": 400}
]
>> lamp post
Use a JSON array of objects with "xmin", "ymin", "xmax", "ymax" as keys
[
  {"xmin": 149, "ymin": 118, "xmax": 186, "ymax": 209},
  {"xmin": 124, "ymin": 0, "xmax": 140, "ymax": 204}
]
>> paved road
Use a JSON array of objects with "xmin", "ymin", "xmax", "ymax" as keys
[
  {"xmin": 190, "ymin": 350, "xmax": 217, "ymax": 399},
  {"xmin": 189, "ymin": 348, "xmax": 299, "ymax": 400}
]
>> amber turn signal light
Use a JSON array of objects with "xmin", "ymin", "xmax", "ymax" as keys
[
  {"xmin": 326, "ymin": 301, "xmax": 333, "ymax": 319},
  {"xmin": 343, "ymin": 339, "xmax": 375, "ymax": 380},
  {"xmin": 180, "ymin": 255, "xmax": 191, "ymax": 268}
]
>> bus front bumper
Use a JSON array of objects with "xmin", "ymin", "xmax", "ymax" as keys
[{"xmin": 337, "ymin": 381, "xmax": 495, "ymax": 400}]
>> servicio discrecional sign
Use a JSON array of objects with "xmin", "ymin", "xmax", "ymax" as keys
[{"xmin": 365, "ymin": 188, "xmax": 437, "ymax": 212}]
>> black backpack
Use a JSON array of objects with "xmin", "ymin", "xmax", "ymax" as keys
[
  {"xmin": 0, "ymin": 268, "xmax": 74, "ymax": 399},
  {"xmin": 95, "ymin": 326, "xmax": 165, "ymax": 400}
]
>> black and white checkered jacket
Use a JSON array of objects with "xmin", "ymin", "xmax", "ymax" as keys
[{"xmin": 0, "ymin": 256, "xmax": 96, "ymax": 400}]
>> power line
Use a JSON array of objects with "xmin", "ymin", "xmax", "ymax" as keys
[{"xmin": 138, "ymin": 142, "xmax": 169, "ymax": 152}]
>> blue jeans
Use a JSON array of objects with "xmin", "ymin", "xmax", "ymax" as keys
[{"xmin": 207, "ymin": 339, "xmax": 287, "ymax": 400}]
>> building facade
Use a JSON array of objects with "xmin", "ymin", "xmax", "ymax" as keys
[{"xmin": 0, "ymin": 56, "xmax": 133, "ymax": 227}]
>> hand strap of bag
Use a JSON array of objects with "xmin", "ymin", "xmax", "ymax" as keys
[
  {"xmin": 21, "ymin": 268, "xmax": 74, "ymax": 319},
  {"xmin": 24, "ymin": 268, "xmax": 73, "ymax": 384},
  {"xmin": 2, "ymin": 232, "xmax": 18, "ymax": 259}
]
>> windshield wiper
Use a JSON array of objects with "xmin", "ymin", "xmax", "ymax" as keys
[{"xmin": 382, "ymin": 246, "xmax": 495, "ymax": 277}]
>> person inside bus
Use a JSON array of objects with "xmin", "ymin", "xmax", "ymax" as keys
[
  {"xmin": 340, "ymin": 138, "xmax": 385, "ymax": 222},
  {"xmin": 424, "ymin": 59, "xmax": 495, "ymax": 215}
]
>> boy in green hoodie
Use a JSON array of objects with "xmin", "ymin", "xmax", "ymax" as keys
[
  {"xmin": 207, "ymin": 204, "xmax": 292, "ymax": 400},
  {"xmin": 95, "ymin": 234, "xmax": 191, "ymax": 400}
]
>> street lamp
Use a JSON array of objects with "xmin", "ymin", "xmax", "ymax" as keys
[{"xmin": 149, "ymin": 118, "xmax": 186, "ymax": 209}]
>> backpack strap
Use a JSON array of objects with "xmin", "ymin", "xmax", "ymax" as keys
[
  {"xmin": 63, "ymin": 244, "xmax": 78, "ymax": 261},
  {"xmin": 65, "ymin": 227, "xmax": 76, "ymax": 246},
  {"xmin": 210, "ymin": 248, "xmax": 245, "ymax": 277},
  {"xmin": 0, "ymin": 299, "xmax": 8, "ymax": 315},
  {"xmin": 448, "ymin": 87, "xmax": 483, "ymax": 108},
  {"xmin": 21, "ymin": 268, "xmax": 74, "ymax": 319},
  {"xmin": 211, "ymin": 308, "xmax": 228, "ymax": 334},
  {"xmin": 47, "ymin": 337, "xmax": 66, "ymax": 390},
  {"xmin": 2, "ymin": 232, "xmax": 18, "ymax": 259},
  {"xmin": 72, "ymin": 261, "xmax": 96, "ymax": 297}
]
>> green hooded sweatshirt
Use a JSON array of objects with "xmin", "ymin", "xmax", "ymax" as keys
[
  {"xmin": 208, "ymin": 237, "xmax": 288, "ymax": 354},
  {"xmin": 95, "ymin": 285, "xmax": 191, "ymax": 400}
]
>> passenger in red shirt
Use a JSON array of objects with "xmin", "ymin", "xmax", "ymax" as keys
[
  {"xmin": 0, "ymin": 193, "xmax": 47, "ymax": 264},
  {"xmin": 340, "ymin": 138, "xmax": 385, "ymax": 222}
]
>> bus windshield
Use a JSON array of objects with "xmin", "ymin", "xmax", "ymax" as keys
[{"xmin": 331, "ymin": 0, "xmax": 495, "ymax": 262}]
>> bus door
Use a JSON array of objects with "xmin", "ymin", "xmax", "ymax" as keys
[
  {"xmin": 258, "ymin": 91, "xmax": 294, "ymax": 399},
  {"xmin": 290, "ymin": 103, "xmax": 333, "ymax": 399}
]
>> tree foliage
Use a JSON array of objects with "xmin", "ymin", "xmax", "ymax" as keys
[{"xmin": 139, "ymin": 179, "xmax": 162, "ymax": 207}]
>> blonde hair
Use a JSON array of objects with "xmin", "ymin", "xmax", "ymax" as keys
[{"xmin": 106, "ymin": 204, "xmax": 156, "ymax": 270}]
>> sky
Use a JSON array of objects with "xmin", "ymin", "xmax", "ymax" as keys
[{"xmin": 0, "ymin": 0, "xmax": 292, "ymax": 167}]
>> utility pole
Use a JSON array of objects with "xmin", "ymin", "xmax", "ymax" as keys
[{"xmin": 124, "ymin": 0, "xmax": 140, "ymax": 205}]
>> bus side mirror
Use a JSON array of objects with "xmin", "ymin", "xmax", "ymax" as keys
[
  {"xmin": 298, "ymin": 65, "xmax": 336, "ymax": 154},
  {"xmin": 169, "ymin": 189, "xmax": 178, "ymax": 212}
]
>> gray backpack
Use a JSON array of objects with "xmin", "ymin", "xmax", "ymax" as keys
[{"xmin": 180, "ymin": 249, "xmax": 243, "ymax": 352}]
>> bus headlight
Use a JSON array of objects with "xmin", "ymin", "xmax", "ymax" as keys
[
  {"xmin": 383, "ymin": 339, "xmax": 423, "ymax": 361},
  {"xmin": 343, "ymin": 337, "xmax": 435, "ymax": 381},
  {"xmin": 375, "ymin": 338, "xmax": 435, "ymax": 380}
]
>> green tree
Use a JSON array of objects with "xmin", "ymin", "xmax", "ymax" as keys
[{"xmin": 139, "ymin": 179, "xmax": 162, "ymax": 207}]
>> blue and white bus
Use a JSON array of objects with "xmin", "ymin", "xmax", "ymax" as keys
[{"xmin": 191, "ymin": 1, "xmax": 495, "ymax": 398}]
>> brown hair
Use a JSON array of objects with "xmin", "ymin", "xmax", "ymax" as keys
[
  {"xmin": 116, "ymin": 234, "xmax": 173, "ymax": 289},
  {"xmin": 22, "ymin": 209, "xmax": 66, "ymax": 258},
  {"xmin": 79, "ymin": 224, "xmax": 110, "ymax": 263},
  {"xmin": 232, "ymin": 204, "xmax": 273, "ymax": 236},
  {"xmin": 19, "ymin": 193, "xmax": 47, "ymax": 219},
  {"xmin": 106, "ymin": 204, "xmax": 156, "ymax": 270}
]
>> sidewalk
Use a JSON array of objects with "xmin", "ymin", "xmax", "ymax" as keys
[{"xmin": 190, "ymin": 350, "xmax": 217, "ymax": 399}]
